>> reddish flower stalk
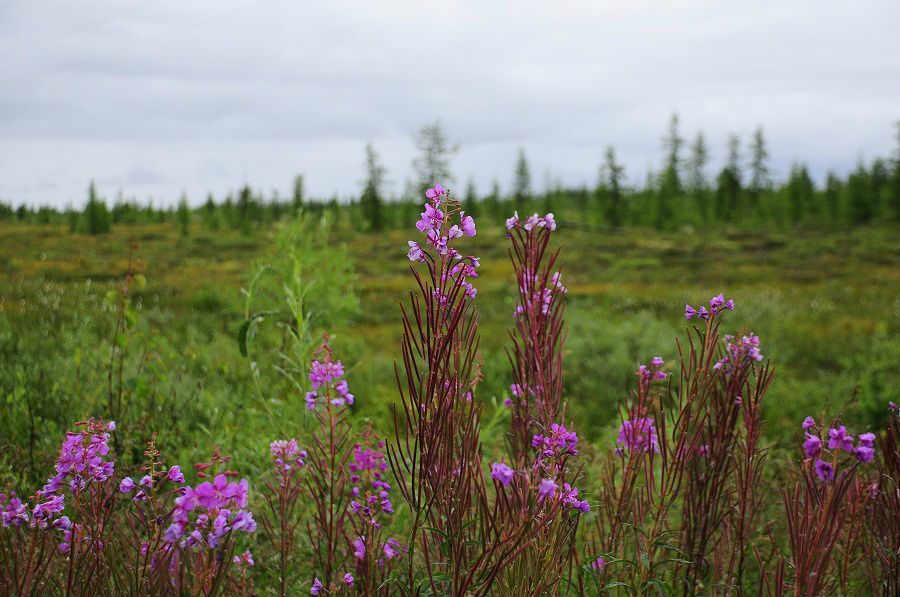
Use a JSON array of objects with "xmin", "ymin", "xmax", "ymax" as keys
[
  {"xmin": 777, "ymin": 416, "xmax": 876, "ymax": 595},
  {"xmin": 302, "ymin": 336, "xmax": 355, "ymax": 587},
  {"xmin": 388, "ymin": 184, "xmax": 487, "ymax": 594},
  {"xmin": 864, "ymin": 404, "xmax": 900, "ymax": 593},
  {"xmin": 504, "ymin": 211, "xmax": 566, "ymax": 465},
  {"xmin": 500, "ymin": 212, "xmax": 589, "ymax": 593},
  {"xmin": 260, "ymin": 438, "xmax": 307, "ymax": 596},
  {"xmin": 678, "ymin": 322, "xmax": 773, "ymax": 593}
]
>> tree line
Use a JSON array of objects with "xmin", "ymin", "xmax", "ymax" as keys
[{"xmin": 3, "ymin": 116, "xmax": 899, "ymax": 234}]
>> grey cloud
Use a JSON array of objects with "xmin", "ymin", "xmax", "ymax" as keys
[{"xmin": 1, "ymin": 0, "xmax": 898, "ymax": 207}]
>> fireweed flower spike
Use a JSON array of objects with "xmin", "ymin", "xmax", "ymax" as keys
[{"xmin": 490, "ymin": 462, "xmax": 515, "ymax": 487}]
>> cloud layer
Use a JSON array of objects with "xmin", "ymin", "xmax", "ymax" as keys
[{"xmin": 2, "ymin": 0, "xmax": 898, "ymax": 207}]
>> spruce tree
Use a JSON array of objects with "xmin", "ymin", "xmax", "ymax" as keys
[
  {"xmin": 84, "ymin": 180, "xmax": 111, "ymax": 234},
  {"xmin": 176, "ymin": 193, "xmax": 191, "ymax": 236},
  {"xmin": 787, "ymin": 162, "xmax": 814, "ymax": 223},
  {"xmin": 657, "ymin": 113, "xmax": 683, "ymax": 229},
  {"xmin": 360, "ymin": 143, "xmax": 386, "ymax": 231},
  {"xmin": 715, "ymin": 135, "xmax": 742, "ymax": 221},
  {"xmin": 412, "ymin": 119, "xmax": 457, "ymax": 195},
  {"xmin": 748, "ymin": 127, "xmax": 770, "ymax": 210},
  {"xmin": 292, "ymin": 174, "xmax": 305, "ymax": 214},
  {"xmin": 824, "ymin": 171, "xmax": 842, "ymax": 223},
  {"xmin": 512, "ymin": 147, "xmax": 532, "ymax": 212},
  {"xmin": 603, "ymin": 146, "xmax": 625, "ymax": 227},
  {"xmin": 847, "ymin": 161, "xmax": 873, "ymax": 224},
  {"xmin": 687, "ymin": 132, "xmax": 710, "ymax": 220}
]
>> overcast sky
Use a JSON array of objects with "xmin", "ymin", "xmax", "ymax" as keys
[{"xmin": 2, "ymin": 0, "xmax": 898, "ymax": 208}]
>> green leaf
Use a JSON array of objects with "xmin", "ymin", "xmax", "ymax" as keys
[{"xmin": 237, "ymin": 320, "xmax": 251, "ymax": 357}]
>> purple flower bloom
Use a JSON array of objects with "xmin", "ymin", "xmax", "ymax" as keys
[
  {"xmin": 592, "ymin": 557, "xmax": 605, "ymax": 573},
  {"xmin": 106, "ymin": 421, "xmax": 116, "ymax": 431},
  {"xmin": 119, "ymin": 477, "xmax": 135, "ymax": 493},
  {"xmin": 814, "ymin": 459, "xmax": 834, "ymax": 481},
  {"xmin": 233, "ymin": 550, "xmax": 254, "ymax": 566},
  {"xmin": 353, "ymin": 537, "xmax": 366, "ymax": 559},
  {"xmin": 425, "ymin": 183, "xmax": 446, "ymax": 199},
  {"xmin": 828, "ymin": 426, "xmax": 854, "ymax": 452},
  {"xmin": 383, "ymin": 537, "xmax": 402, "ymax": 560},
  {"xmin": 310, "ymin": 577, "xmax": 323, "ymax": 595},
  {"xmin": 650, "ymin": 356, "xmax": 664, "ymax": 367},
  {"xmin": 617, "ymin": 418, "xmax": 660, "ymax": 454},
  {"xmin": 857, "ymin": 432, "xmax": 875, "ymax": 448},
  {"xmin": 343, "ymin": 572, "xmax": 354, "ymax": 586},
  {"xmin": 490, "ymin": 462, "xmax": 515, "ymax": 487},
  {"xmin": 801, "ymin": 416, "xmax": 816, "ymax": 430},
  {"xmin": 853, "ymin": 445, "xmax": 875, "ymax": 463},
  {"xmin": 538, "ymin": 478, "xmax": 557, "ymax": 501},
  {"xmin": 168, "ymin": 465, "xmax": 185, "ymax": 484},
  {"xmin": 685, "ymin": 304, "xmax": 698, "ymax": 320},
  {"xmin": 803, "ymin": 434, "xmax": 822, "ymax": 459}
]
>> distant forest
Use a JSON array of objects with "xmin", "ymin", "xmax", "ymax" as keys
[{"xmin": 3, "ymin": 116, "xmax": 900, "ymax": 234}]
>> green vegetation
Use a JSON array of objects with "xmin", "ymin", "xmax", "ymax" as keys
[{"xmin": 2, "ymin": 211, "xmax": 898, "ymax": 490}]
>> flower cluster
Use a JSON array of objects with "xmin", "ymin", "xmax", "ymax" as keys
[
  {"xmin": 305, "ymin": 355, "xmax": 354, "ymax": 409},
  {"xmin": 348, "ymin": 439, "xmax": 393, "ymax": 525},
  {"xmin": 506, "ymin": 211, "xmax": 557, "ymax": 231},
  {"xmin": 714, "ymin": 333, "xmax": 763, "ymax": 373},
  {"xmin": 407, "ymin": 184, "xmax": 480, "ymax": 299},
  {"xmin": 535, "ymin": 478, "xmax": 590, "ymax": 512},
  {"xmin": 0, "ymin": 492, "xmax": 28, "ymax": 527},
  {"xmin": 638, "ymin": 357, "xmax": 668, "ymax": 382},
  {"xmin": 532, "ymin": 423, "xmax": 580, "ymax": 467},
  {"xmin": 42, "ymin": 419, "xmax": 116, "ymax": 496},
  {"xmin": 270, "ymin": 438, "xmax": 307, "ymax": 472},
  {"xmin": 801, "ymin": 417, "xmax": 876, "ymax": 481},
  {"xmin": 490, "ymin": 462, "xmax": 516, "ymax": 487},
  {"xmin": 513, "ymin": 269, "xmax": 568, "ymax": 318},
  {"xmin": 616, "ymin": 418, "xmax": 660, "ymax": 455},
  {"xmin": 4, "ymin": 419, "xmax": 117, "ymax": 550},
  {"xmin": 685, "ymin": 293, "xmax": 735, "ymax": 320},
  {"xmin": 159, "ymin": 473, "xmax": 257, "ymax": 548}
]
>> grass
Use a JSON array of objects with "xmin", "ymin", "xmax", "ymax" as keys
[{"xmin": 1, "ymin": 216, "xmax": 899, "ymax": 485}]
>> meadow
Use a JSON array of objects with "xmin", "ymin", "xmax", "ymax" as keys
[{"xmin": 1, "ymin": 202, "xmax": 899, "ymax": 594}]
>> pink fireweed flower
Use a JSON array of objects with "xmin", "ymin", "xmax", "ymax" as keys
[
  {"xmin": 853, "ymin": 445, "xmax": 875, "ymax": 463},
  {"xmin": 490, "ymin": 462, "xmax": 515, "ymax": 487},
  {"xmin": 814, "ymin": 459, "xmax": 834, "ymax": 481},
  {"xmin": 233, "ymin": 550, "xmax": 254, "ymax": 566},
  {"xmin": 592, "ymin": 557, "xmax": 605, "ymax": 573},
  {"xmin": 310, "ymin": 577, "xmax": 324, "ymax": 595},
  {"xmin": 407, "ymin": 241, "xmax": 425, "ymax": 262},
  {"xmin": 506, "ymin": 211, "xmax": 519, "ymax": 230},
  {"xmin": 715, "ymin": 332, "xmax": 763, "ymax": 373},
  {"xmin": 194, "ymin": 474, "xmax": 238, "ymax": 509},
  {"xmin": 425, "ymin": 183, "xmax": 446, "ymax": 199},
  {"xmin": 1, "ymin": 493, "xmax": 29, "ymax": 527},
  {"xmin": 803, "ymin": 433, "xmax": 822, "ymax": 459},
  {"xmin": 343, "ymin": 573, "xmax": 354, "ymax": 586},
  {"xmin": 651, "ymin": 356, "xmax": 664, "ymax": 367},
  {"xmin": 617, "ymin": 418, "xmax": 660, "ymax": 454},
  {"xmin": 407, "ymin": 185, "xmax": 481, "ymax": 299},
  {"xmin": 383, "ymin": 537, "xmax": 403, "ymax": 560},
  {"xmin": 168, "ymin": 465, "xmax": 185, "ymax": 484},
  {"xmin": 460, "ymin": 211, "xmax": 476, "ymax": 236},
  {"xmin": 828, "ymin": 426, "xmax": 854, "ymax": 452},
  {"xmin": 857, "ymin": 432, "xmax": 875, "ymax": 448},
  {"xmin": 270, "ymin": 438, "xmax": 307, "ymax": 471},
  {"xmin": 802, "ymin": 416, "xmax": 816, "ymax": 430},
  {"xmin": 119, "ymin": 477, "xmax": 136, "ymax": 493},
  {"xmin": 538, "ymin": 478, "xmax": 557, "ymax": 501},
  {"xmin": 353, "ymin": 537, "xmax": 366, "ymax": 559}
]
